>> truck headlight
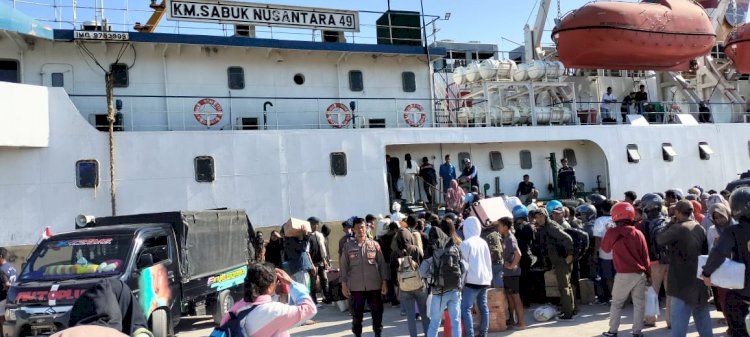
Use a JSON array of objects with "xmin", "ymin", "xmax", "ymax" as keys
[{"xmin": 5, "ymin": 308, "xmax": 17, "ymax": 321}]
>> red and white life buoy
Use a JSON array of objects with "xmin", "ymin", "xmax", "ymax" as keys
[
  {"xmin": 193, "ymin": 98, "xmax": 224, "ymax": 126},
  {"xmin": 403, "ymin": 103, "xmax": 426, "ymax": 127},
  {"xmin": 325, "ymin": 103, "xmax": 352, "ymax": 128}
]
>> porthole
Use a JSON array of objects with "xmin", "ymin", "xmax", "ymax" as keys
[{"xmin": 294, "ymin": 73, "xmax": 305, "ymax": 85}]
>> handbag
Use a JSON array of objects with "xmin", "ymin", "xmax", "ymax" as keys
[{"xmin": 397, "ymin": 256, "xmax": 424, "ymax": 292}]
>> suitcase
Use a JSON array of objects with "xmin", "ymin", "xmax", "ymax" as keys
[{"xmin": 469, "ymin": 197, "xmax": 513, "ymax": 225}]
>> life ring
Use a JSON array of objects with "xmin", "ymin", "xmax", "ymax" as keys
[
  {"xmin": 325, "ymin": 103, "xmax": 352, "ymax": 128},
  {"xmin": 193, "ymin": 98, "xmax": 223, "ymax": 126},
  {"xmin": 403, "ymin": 103, "xmax": 426, "ymax": 127}
]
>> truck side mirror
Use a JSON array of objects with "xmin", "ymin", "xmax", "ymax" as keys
[{"xmin": 137, "ymin": 253, "xmax": 154, "ymax": 269}]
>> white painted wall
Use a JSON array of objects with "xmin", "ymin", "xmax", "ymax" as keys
[
  {"xmin": 0, "ymin": 83, "xmax": 749, "ymax": 247},
  {"xmin": 0, "ymin": 82, "xmax": 49, "ymax": 147}
]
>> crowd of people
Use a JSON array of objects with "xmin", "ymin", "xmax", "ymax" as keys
[{"xmin": 233, "ymin": 184, "xmax": 750, "ymax": 337}]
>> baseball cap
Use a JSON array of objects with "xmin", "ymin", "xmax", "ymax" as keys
[{"xmin": 307, "ymin": 217, "xmax": 321, "ymax": 224}]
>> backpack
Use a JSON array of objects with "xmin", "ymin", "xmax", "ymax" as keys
[
  {"xmin": 397, "ymin": 256, "xmax": 424, "ymax": 292},
  {"xmin": 430, "ymin": 243, "xmax": 463, "ymax": 291},
  {"xmin": 646, "ymin": 218, "xmax": 670, "ymax": 264},
  {"xmin": 481, "ymin": 230, "xmax": 503, "ymax": 265},
  {"xmin": 209, "ymin": 305, "xmax": 257, "ymax": 337},
  {"xmin": 564, "ymin": 227, "xmax": 589, "ymax": 261}
]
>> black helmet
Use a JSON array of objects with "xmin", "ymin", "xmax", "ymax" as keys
[
  {"xmin": 640, "ymin": 193, "xmax": 664, "ymax": 219},
  {"xmin": 730, "ymin": 187, "xmax": 750, "ymax": 221},
  {"xmin": 575, "ymin": 204, "xmax": 597, "ymax": 223},
  {"xmin": 665, "ymin": 189, "xmax": 683, "ymax": 201},
  {"xmin": 587, "ymin": 193, "xmax": 607, "ymax": 207}
]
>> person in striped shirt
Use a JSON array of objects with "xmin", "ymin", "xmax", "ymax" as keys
[{"xmin": 222, "ymin": 263, "xmax": 317, "ymax": 337}]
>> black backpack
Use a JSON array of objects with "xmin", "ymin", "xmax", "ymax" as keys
[
  {"xmin": 209, "ymin": 305, "xmax": 257, "ymax": 337},
  {"xmin": 430, "ymin": 243, "xmax": 463, "ymax": 291},
  {"xmin": 564, "ymin": 227, "xmax": 589, "ymax": 261},
  {"xmin": 646, "ymin": 218, "xmax": 670, "ymax": 264}
]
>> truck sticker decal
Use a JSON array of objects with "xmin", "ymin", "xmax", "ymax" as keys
[
  {"xmin": 207, "ymin": 266, "xmax": 247, "ymax": 291},
  {"xmin": 138, "ymin": 264, "xmax": 172, "ymax": 316},
  {"xmin": 55, "ymin": 238, "xmax": 114, "ymax": 247},
  {"xmin": 15, "ymin": 288, "xmax": 87, "ymax": 302}
]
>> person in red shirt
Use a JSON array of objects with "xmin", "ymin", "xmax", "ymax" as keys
[{"xmin": 601, "ymin": 202, "xmax": 650, "ymax": 337}]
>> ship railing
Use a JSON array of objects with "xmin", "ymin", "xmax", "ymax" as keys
[
  {"xmin": 72, "ymin": 95, "xmax": 750, "ymax": 131},
  {"xmin": 9, "ymin": 0, "xmax": 441, "ymax": 47},
  {"xmin": 568, "ymin": 101, "xmax": 750, "ymax": 124}
]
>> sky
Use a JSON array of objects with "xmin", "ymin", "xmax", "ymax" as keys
[
  {"xmin": 9, "ymin": 0, "xmax": 594, "ymax": 51},
  {"xmin": 8, "ymin": 0, "xmax": 589, "ymax": 50}
]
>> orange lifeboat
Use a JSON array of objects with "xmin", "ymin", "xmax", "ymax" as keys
[
  {"xmin": 552, "ymin": 0, "xmax": 716, "ymax": 71},
  {"xmin": 725, "ymin": 24, "xmax": 750, "ymax": 73}
]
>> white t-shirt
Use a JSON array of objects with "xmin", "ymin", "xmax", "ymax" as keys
[
  {"xmin": 403, "ymin": 160, "xmax": 419, "ymax": 175},
  {"xmin": 593, "ymin": 216, "xmax": 614, "ymax": 260}
]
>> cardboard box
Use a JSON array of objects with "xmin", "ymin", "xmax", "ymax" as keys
[{"xmin": 283, "ymin": 218, "xmax": 311, "ymax": 238}]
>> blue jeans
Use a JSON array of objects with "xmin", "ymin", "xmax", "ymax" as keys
[
  {"xmin": 427, "ymin": 290, "xmax": 461, "ymax": 337},
  {"xmin": 670, "ymin": 296, "xmax": 713, "ymax": 337},
  {"xmin": 491, "ymin": 264, "xmax": 504, "ymax": 288},
  {"xmin": 461, "ymin": 286, "xmax": 489, "ymax": 337},
  {"xmin": 401, "ymin": 289, "xmax": 430, "ymax": 337}
]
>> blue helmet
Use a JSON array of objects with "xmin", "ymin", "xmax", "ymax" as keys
[
  {"xmin": 512, "ymin": 205, "xmax": 529, "ymax": 219},
  {"xmin": 546, "ymin": 200, "xmax": 564, "ymax": 214}
]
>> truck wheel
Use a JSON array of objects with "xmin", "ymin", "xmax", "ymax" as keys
[
  {"xmin": 213, "ymin": 290, "xmax": 235, "ymax": 325},
  {"xmin": 151, "ymin": 309, "xmax": 170, "ymax": 337}
]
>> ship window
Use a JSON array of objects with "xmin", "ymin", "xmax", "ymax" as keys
[
  {"xmin": 402, "ymin": 71, "xmax": 416, "ymax": 92},
  {"xmin": 51, "ymin": 73, "xmax": 64, "ymax": 87},
  {"xmin": 140, "ymin": 235, "xmax": 170, "ymax": 266},
  {"xmin": 227, "ymin": 67, "xmax": 244, "ymax": 89},
  {"xmin": 0, "ymin": 59, "xmax": 20, "ymax": 83},
  {"xmin": 457, "ymin": 152, "xmax": 471, "ymax": 167},
  {"xmin": 520, "ymin": 150, "xmax": 532, "ymax": 170},
  {"xmin": 76, "ymin": 160, "xmax": 99, "ymax": 188},
  {"xmin": 627, "ymin": 144, "xmax": 640, "ymax": 163},
  {"xmin": 330, "ymin": 152, "xmax": 347, "ymax": 176},
  {"xmin": 489, "ymin": 151, "xmax": 503, "ymax": 171},
  {"xmin": 699, "ymin": 142, "xmax": 713, "ymax": 160},
  {"xmin": 194, "ymin": 156, "xmax": 215, "ymax": 182},
  {"xmin": 349, "ymin": 70, "xmax": 363, "ymax": 92},
  {"xmin": 563, "ymin": 148, "xmax": 577, "ymax": 167},
  {"xmin": 662, "ymin": 143, "xmax": 676, "ymax": 162},
  {"xmin": 294, "ymin": 73, "xmax": 305, "ymax": 85},
  {"xmin": 110, "ymin": 63, "xmax": 128, "ymax": 88}
]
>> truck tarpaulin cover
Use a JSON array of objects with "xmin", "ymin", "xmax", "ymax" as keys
[{"xmin": 93, "ymin": 209, "xmax": 251, "ymax": 282}]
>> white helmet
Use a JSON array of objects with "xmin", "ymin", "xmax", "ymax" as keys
[{"xmin": 533, "ymin": 305, "xmax": 559, "ymax": 322}]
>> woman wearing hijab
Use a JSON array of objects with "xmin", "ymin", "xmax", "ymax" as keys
[
  {"xmin": 265, "ymin": 230, "xmax": 284, "ymax": 268},
  {"xmin": 691, "ymin": 200, "xmax": 705, "ymax": 223},
  {"xmin": 445, "ymin": 180, "xmax": 466, "ymax": 213},
  {"xmin": 706, "ymin": 203, "xmax": 733, "ymax": 326},
  {"xmin": 391, "ymin": 228, "xmax": 429, "ymax": 337}
]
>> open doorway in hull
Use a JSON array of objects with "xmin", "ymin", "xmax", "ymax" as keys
[{"xmin": 385, "ymin": 140, "xmax": 610, "ymax": 206}]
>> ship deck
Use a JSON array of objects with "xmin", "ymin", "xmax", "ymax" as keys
[{"xmin": 174, "ymin": 301, "xmax": 730, "ymax": 337}]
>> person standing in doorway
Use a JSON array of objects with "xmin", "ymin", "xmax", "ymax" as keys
[
  {"xmin": 557, "ymin": 158, "xmax": 577, "ymax": 199},
  {"xmin": 387, "ymin": 155, "xmax": 402, "ymax": 200},
  {"xmin": 340, "ymin": 218, "xmax": 389, "ymax": 337},
  {"xmin": 403, "ymin": 154, "xmax": 419, "ymax": 204},
  {"xmin": 516, "ymin": 174, "xmax": 537, "ymax": 205},
  {"xmin": 419, "ymin": 157, "xmax": 438, "ymax": 204},
  {"xmin": 439, "ymin": 154, "xmax": 457, "ymax": 195},
  {"xmin": 458, "ymin": 158, "xmax": 479, "ymax": 190}
]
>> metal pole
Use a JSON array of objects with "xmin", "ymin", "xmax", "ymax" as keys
[{"xmin": 419, "ymin": 0, "xmax": 436, "ymax": 128}]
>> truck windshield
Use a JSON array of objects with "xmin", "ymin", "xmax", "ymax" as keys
[{"xmin": 20, "ymin": 236, "xmax": 132, "ymax": 282}]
